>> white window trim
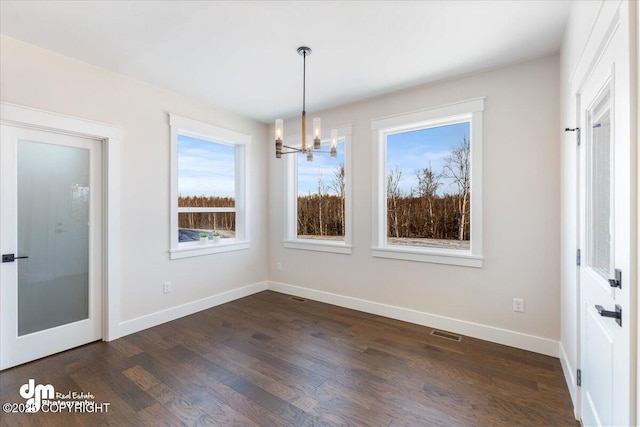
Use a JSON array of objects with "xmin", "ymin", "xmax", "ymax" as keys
[
  {"xmin": 371, "ymin": 98, "xmax": 484, "ymax": 268},
  {"xmin": 283, "ymin": 124, "xmax": 353, "ymax": 254},
  {"xmin": 169, "ymin": 113, "xmax": 251, "ymax": 259}
]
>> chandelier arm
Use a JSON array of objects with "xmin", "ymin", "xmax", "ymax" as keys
[
  {"xmin": 280, "ymin": 145, "xmax": 326, "ymax": 155},
  {"xmin": 279, "ymin": 149, "xmax": 302, "ymax": 155}
]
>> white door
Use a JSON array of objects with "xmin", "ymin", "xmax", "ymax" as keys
[
  {"xmin": 0, "ymin": 125, "xmax": 102, "ymax": 370},
  {"xmin": 578, "ymin": 11, "xmax": 633, "ymax": 427}
]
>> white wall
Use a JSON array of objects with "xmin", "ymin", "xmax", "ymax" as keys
[
  {"xmin": 0, "ymin": 36, "xmax": 269, "ymax": 329},
  {"xmin": 268, "ymin": 55, "xmax": 561, "ymax": 352}
]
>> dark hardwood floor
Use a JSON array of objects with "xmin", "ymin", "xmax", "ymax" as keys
[{"xmin": 0, "ymin": 291, "xmax": 578, "ymax": 426}]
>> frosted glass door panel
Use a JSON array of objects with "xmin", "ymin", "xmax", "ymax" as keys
[
  {"xmin": 17, "ymin": 140, "xmax": 90, "ymax": 336},
  {"xmin": 588, "ymin": 91, "xmax": 612, "ymax": 279}
]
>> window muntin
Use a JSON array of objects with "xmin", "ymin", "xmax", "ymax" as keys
[
  {"xmin": 371, "ymin": 98, "xmax": 483, "ymax": 267},
  {"xmin": 169, "ymin": 114, "xmax": 250, "ymax": 259}
]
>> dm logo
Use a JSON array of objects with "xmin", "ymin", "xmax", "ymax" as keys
[{"xmin": 19, "ymin": 379, "xmax": 54, "ymax": 413}]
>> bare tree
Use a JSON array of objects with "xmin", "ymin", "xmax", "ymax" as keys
[
  {"xmin": 317, "ymin": 170, "xmax": 326, "ymax": 236},
  {"xmin": 330, "ymin": 163, "xmax": 346, "ymax": 235},
  {"xmin": 442, "ymin": 137, "xmax": 471, "ymax": 240},
  {"xmin": 414, "ymin": 163, "xmax": 440, "ymax": 237},
  {"xmin": 387, "ymin": 167, "xmax": 403, "ymax": 238}
]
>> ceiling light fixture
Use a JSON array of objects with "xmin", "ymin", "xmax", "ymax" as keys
[{"xmin": 275, "ymin": 46, "xmax": 336, "ymax": 161}]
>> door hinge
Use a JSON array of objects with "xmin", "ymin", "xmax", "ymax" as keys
[
  {"xmin": 564, "ymin": 127, "xmax": 580, "ymax": 146},
  {"xmin": 576, "ymin": 249, "xmax": 581, "ymax": 266},
  {"xmin": 577, "ymin": 369, "xmax": 582, "ymax": 386}
]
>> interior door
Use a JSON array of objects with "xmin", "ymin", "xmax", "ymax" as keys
[
  {"xmin": 0, "ymin": 125, "xmax": 102, "ymax": 370},
  {"xmin": 578, "ymin": 15, "xmax": 633, "ymax": 427}
]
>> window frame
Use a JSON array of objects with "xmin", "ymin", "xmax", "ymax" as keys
[
  {"xmin": 371, "ymin": 98, "xmax": 484, "ymax": 268},
  {"xmin": 169, "ymin": 113, "xmax": 250, "ymax": 259},
  {"xmin": 283, "ymin": 124, "xmax": 353, "ymax": 254}
]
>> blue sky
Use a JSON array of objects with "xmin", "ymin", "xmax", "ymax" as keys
[
  {"xmin": 177, "ymin": 124, "xmax": 466, "ymax": 198},
  {"xmin": 178, "ymin": 135, "xmax": 235, "ymax": 198},
  {"xmin": 387, "ymin": 122, "xmax": 469, "ymax": 195},
  {"xmin": 297, "ymin": 141, "xmax": 345, "ymax": 196}
]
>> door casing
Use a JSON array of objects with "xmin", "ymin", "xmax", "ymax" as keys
[{"xmin": 0, "ymin": 103, "xmax": 122, "ymax": 368}]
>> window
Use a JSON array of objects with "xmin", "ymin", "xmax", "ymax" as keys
[
  {"xmin": 169, "ymin": 114, "xmax": 250, "ymax": 259},
  {"xmin": 284, "ymin": 125, "xmax": 352, "ymax": 254},
  {"xmin": 371, "ymin": 98, "xmax": 484, "ymax": 267}
]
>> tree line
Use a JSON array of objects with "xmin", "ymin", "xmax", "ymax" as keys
[
  {"xmin": 178, "ymin": 196, "xmax": 235, "ymax": 231},
  {"xmin": 298, "ymin": 164, "xmax": 345, "ymax": 237},
  {"xmin": 386, "ymin": 192, "xmax": 470, "ymax": 240},
  {"xmin": 298, "ymin": 194, "xmax": 345, "ymax": 237}
]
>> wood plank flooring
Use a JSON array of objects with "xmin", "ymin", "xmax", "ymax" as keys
[{"xmin": 0, "ymin": 291, "xmax": 578, "ymax": 426}]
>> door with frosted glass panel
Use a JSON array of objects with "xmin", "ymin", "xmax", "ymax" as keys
[
  {"xmin": 0, "ymin": 126, "xmax": 102, "ymax": 370},
  {"xmin": 577, "ymin": 12, "xmax": 632, "ymax": 425}
]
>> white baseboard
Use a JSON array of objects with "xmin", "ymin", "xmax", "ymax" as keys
[
  {"xmin": 268, "ymin": 281, "xmax": 559, "ymax": 357},
  {"xmin": 118, "ymin": 281, "xmax": 268, "ymax": 337},
  {"xmin": 116, "ymin": 279, "xmax": 559, "ymax": 358},
  {"xmin": 559, "ymin": 342, "xmax": 580, "ymax": 420}
]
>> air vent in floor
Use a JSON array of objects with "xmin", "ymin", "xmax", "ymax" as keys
[
  {"xmin": 289, "ymin": 296, "xmax": 306, "ymax": 303},
  {"xmin": 430, "ymin": 329, "xmax": 462, "ymax": 342}
]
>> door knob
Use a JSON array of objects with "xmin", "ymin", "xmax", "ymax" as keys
[{"xmin": 595, "ymin": 304, "xmax": 622, "ymax": 327}]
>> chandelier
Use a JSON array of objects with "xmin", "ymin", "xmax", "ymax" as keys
[{"xmin": 275, "ymin": 46, "xmax": 337, "ymax": 161}]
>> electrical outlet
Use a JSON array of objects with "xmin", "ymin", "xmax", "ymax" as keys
[
  {"xmin": 163, "ymin": 281, "xmax": 172, "ymax": 294},
  {"xmin": 276, "ymin": 262, "xmax": 282, "ymax": 271},
  {"xmin": 513, "ymin": 298, "xmax": 524, "ymax": 313}
]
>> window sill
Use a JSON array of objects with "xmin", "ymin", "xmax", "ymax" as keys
[
  {"xmin": 170, "ymin": 240, "xmax": 250, "ymax": 260},
  {"xmin": 284, "ymin": 239, "xmax": 352, "ymax": 254},
  {"xmin": 371, "ymin": 246, "xmax": 483, "ymax": 268}
]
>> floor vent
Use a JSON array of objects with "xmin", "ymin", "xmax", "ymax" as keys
[
  {"xmin": 431, "ymin": 329, "xmax": 462, "ymax": 342},
  {"xmin": 289, "ymin": 296, "xmax": 306, "ymax": 303}
]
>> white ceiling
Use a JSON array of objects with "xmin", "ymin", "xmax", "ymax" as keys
[{"xmin": 0, "ymin": 1, "xmax": 571, "ymax": 123}]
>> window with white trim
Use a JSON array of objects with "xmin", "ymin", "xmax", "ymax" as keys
[
  {"xmin": 169, "ymin": 114, "xmax": 250, "ymax": 259},
  {"xmin": 371, "ymin": 98, "xmax": 484, "ymax": 267},
  {"xmin": 284, "ymin": 125, "xmax": 352, "ymax": 254}
]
